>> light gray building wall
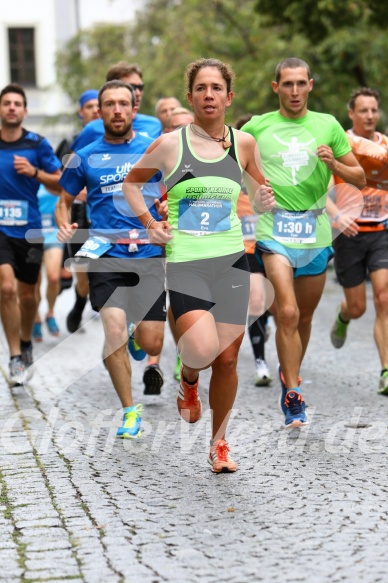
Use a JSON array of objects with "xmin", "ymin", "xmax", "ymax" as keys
[{"xmin": 0, "ymin": 0, "xmax": 140, "ymax": 147}]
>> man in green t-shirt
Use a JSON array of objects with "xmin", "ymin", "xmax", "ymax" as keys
[{"xmin": 242, "ymin": 57, "xmax": 365, "ymax": 428}]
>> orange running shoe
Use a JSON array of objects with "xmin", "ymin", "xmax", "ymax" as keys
[
  {"xmin": 177, "ymin": 368, "xmax": 202, "ymax": 423},
  {"xmin": 208, "ymin": 439, "xmax": 237, "ymax": 473}
]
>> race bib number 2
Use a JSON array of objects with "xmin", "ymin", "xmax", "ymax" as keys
[
  {"xmin": 273, "ymin": 210, "xmax": 316, "ymax": 244},
  {"xmin": 178, "ymin": 198, "xmax": 231, "ymax": 235},
  {"xmin": 0, "ymin": 200, "xmax": 28, "ymax": 226}
]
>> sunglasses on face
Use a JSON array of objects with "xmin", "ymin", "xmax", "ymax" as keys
[{"xmin": 130, "ymin": 83, "xmax": 145, "ymax": 92}]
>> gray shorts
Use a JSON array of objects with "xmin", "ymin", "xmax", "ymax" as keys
[{"xmin": 167, "ymin": 252, "xmax": 250, "ymax": 325}]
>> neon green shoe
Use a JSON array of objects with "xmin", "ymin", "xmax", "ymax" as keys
[
  {"xmin": 378, "ymin": 370, "xmax": 388, "ymax": 395},
  {"xmin": 174, "ymin": 354, "xmax": 182, "ymax": 382},
  {"xmin": 116, "ymin": 404, "xmax": 143, "ymax": 438},
  {"xmin": 330, "ymin": 308, "xmax": 349, "ymax": 348}
]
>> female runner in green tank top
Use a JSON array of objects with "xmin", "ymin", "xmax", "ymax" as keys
[{"xmin": 123, "ymin": 58, "xmax": 275, "ymax": 473}]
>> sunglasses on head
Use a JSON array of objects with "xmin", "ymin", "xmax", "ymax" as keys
[{"xmin": 130, "ymin": 83, "xmax": 145, "ymax": 92}]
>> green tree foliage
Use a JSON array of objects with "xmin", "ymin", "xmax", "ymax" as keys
[
  {"xmin": 131, "ymin": 0, "xmax": 292, "ymax": 121},
  {"xmin": 255, "ymin": 0, "xmax": 388, "ymax": 127},
  {"xmin": 55, "ymin": 0, "xmax": 388, "ymax": 129},
  {"xmin": 255, "ymin": 0, "xmax": 388, "ymax": 44},
  {"xmin": 56, "ymin": 24, "xmax": 133, "ymax": 102},
  {"xmin": 56, "ymin": 0, "xmax": 307, "ymax": 123}
]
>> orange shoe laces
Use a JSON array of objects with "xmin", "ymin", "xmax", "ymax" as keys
[
  {"xmin": 284, "ymin": 391, "xmax": 304, "ymax": 407},
  {"xmin": 214, "ymin": 440, "xmax": 230, "ymax": 461}
]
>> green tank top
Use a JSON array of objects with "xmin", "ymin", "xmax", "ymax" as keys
[{"xmin": 164, "ymin": 125, "xmax": 244, "ymax": 262}]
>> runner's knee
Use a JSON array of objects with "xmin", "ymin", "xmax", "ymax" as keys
[
  {"xmin": 373, "ymin": 289, "xmax": 388, "ymax": 314},
  {"xmin": 139, "ymin": 334, "xmax": 164, "ymax": 356},
  {"xmin": 1, "ymin": 281, "xmax": 17, "ymax": 301},
  {"xmin": 277, "ymin": 304, "xmax": 299, "ymax": 327},
  {"xmin": 347, "ymin": 302, "xmax": 366, "ymax": 319}
]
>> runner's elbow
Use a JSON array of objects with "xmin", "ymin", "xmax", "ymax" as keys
[{"xmin": 355, "ymin": 170, "xmax": 366, "ymax": 190}]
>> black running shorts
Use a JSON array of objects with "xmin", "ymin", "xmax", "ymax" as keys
[
  {"xmin": 333, "ymin": 230, "xmax": 388, "ymax": 288},
  {"xmin": 247, "ymin": 252, "xmax": 261, "ymax": 274},
  {"xmin": 87, "ymin": 255, "xmax": 166, "ymax": 322},
  {"xmin": 0, "ymin": 232, "xmax": 43, "ymax": 284}
]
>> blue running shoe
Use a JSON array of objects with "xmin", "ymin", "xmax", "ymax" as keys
[
  {"xmin": 127, "ymin": 323, "xmax": 146, "ymax": 361},
  {"xmin": 46, "ymin": 316, "xmax": 59, "ymax": 336},
  {"xmin": 32, "ymin": 322, "xmax": 43, "ymax": 342},
  {"xmin": 284, "ymin": 390, "xmax": 308, "ymax": 428},
  {"xmin": 277, "ymin": 364, "xmax": 302, "ymax": 416},
  {"xmin": 116, "ymin": 404, "xmax": 143, "ymax": 438}
]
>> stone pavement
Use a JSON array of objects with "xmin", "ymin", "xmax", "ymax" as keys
[{"xmin": 1, "ymin": 268, "xmax": 388, "ymax": 583}]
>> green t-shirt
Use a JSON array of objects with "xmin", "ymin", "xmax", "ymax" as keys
[{"xmin": 242, "ymin": 110, "xmax": 351, "ymax": 248}]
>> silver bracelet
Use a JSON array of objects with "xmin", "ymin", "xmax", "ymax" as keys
[{"xmin": 145, "ymin": 217, "xmax": 156, "ymax": 229}]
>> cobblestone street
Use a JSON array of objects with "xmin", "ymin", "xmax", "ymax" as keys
[{"xmin": 1, "ymin": 268, "xmax": 387, "ymax": 582}]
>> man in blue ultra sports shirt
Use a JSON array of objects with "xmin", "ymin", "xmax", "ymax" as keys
[
  {"xmin": 70, "ymin": 62, "xmax": 165, "ymax": 394},
  {"xmin": 56, "ymin": 80, "xmax": 166, "ymax": 439}
]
